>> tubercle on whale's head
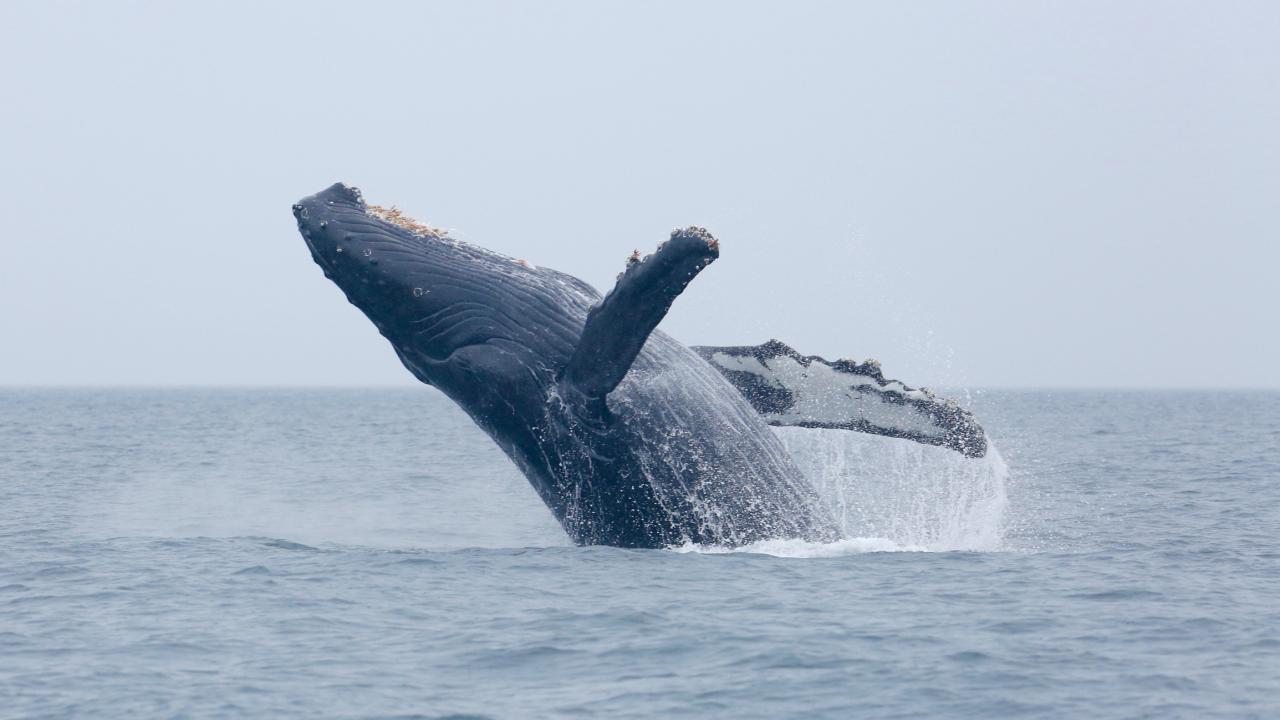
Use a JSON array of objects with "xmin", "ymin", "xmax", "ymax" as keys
[
  {"xmin": 292, "ymin": 182, "xmax": 458, "ymax": 332},
  {"xmin": 291, "ymin": 183, "xmax": 563, "ymax": 388},
  {"xmin": 293, "ymin": 183, "xmax": 423, "ymax": 317},
  {"xmin": 293, "ymin": 184, "xmax": 443, "ymax": 274},
  {"xmin": 293, "ymin": 182, "xmax": 457, "ymax": 283},
  {"xmin": 292, "ymin": 182, "xmax": 373, "ymax": 276}
]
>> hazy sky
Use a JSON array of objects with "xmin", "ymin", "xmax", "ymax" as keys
[{"xmin": 2, "ymin": 1, "xmax": 1276, "ymax": 388}]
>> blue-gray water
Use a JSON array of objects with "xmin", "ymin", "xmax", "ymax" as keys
[{"xmin": 2, "ymin": 389, "xmax": 1277, "ymax": 718}]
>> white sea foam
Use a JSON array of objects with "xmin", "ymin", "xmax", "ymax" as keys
[
  {"xmin": 672, "ymin": 536, "xmax": 927, "ymax": 557},
  {"xmin": 675, "ymin": 428, "xmax": 1009, "ymax": 557}
]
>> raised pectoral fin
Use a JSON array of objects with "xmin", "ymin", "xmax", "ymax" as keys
[
  {"xmin": 562, "ymin": 228, "xmax": 719, "ymax": 399},
  {"xmin": 692, "ymin": 340, "xmax": 988, "ymax": 458}
]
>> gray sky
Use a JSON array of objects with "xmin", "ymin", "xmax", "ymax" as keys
[{"xmin": 1, "ymin": 1, "xmax": 1276, "ymax": 388}]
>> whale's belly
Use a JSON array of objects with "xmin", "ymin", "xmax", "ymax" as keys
[{"xmin": 606, "ymin": 330, "xmax": 839, "ymax": 546}]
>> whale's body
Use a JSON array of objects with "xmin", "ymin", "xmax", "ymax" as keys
[{"xmin": 293, "ymin": 183, "xmax": 985, "ymax": 548}]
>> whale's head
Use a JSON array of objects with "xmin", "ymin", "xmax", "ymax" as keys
[
  {"xmin": 293, "ymin": 183, "xmax": 448, "ymax": 322},
  {"xmin": 292, "ymin": 183, "xmax": 586, "ymax": 394}
]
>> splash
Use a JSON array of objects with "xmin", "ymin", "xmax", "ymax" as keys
[
  {"xmin": 676, "ymin": 428, "xmax": 1009, "ymax": 557},
  {"xmin": 672, "ymin": 536, "xmax": 925, "ymax": 557}
]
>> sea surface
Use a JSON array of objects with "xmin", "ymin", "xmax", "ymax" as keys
[{"xmin": 1, "ymin": 388, "xmax": 1277, "ymax": 719}]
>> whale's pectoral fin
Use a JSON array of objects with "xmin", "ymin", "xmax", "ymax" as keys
[
  {"xmin": 562, "ymin": 228, "xmax": 720, "ymax": 400},
  {"xmin": 691, "ymin": 340, "xmax": 988, "ymax": 458}
]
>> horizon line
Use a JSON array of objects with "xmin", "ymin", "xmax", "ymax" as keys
[{"xmin": 1, "ymin": 384, "xmax": 1277, "ymax": 393}]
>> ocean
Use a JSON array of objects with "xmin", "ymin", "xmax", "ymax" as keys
[{"xmin": 1, "ymin": 388, "xmax": 1277, "ymax": 718}]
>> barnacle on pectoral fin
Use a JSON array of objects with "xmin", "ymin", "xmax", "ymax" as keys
[
  {"xmin": 565, "ymin": 225, "xmax": 722, "ymax": 400},
  {"xmin": 672, "ymin": 226, "xmax": 719, "ymax": 253}
]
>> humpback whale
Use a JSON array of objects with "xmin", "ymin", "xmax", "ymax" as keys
[{"xmin": 292, "ymin": 183, "xmax": 986, "ymax": 548}]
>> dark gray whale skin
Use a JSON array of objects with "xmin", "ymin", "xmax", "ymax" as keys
[{"xmin": 293, "ymin": 183, "xmax": 838, "ymax": 548}]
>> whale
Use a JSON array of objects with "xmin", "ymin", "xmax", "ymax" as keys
[{"xmin": 292, "ymin": 183, "xmax": 986, "ymax": 548}]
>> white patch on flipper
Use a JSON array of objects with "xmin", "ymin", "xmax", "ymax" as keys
[
  {"xmin": 708, "ymin": 352, "xmax": 945, "ymax": 440},
  {"xmin": 705, "ymin": 353, "xmax": 784, "ymax": 387}
]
